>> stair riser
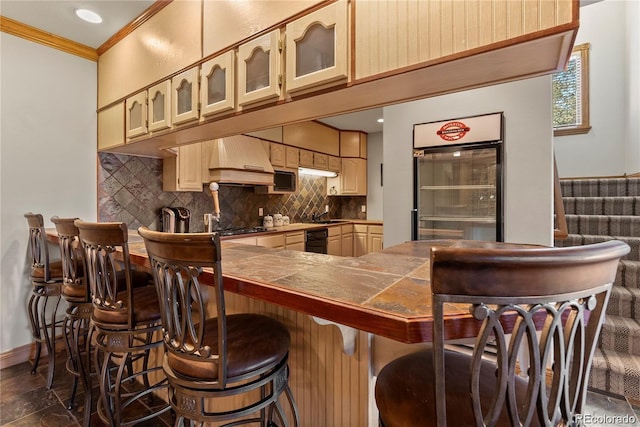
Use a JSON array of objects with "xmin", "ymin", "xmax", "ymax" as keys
[
  {"xmin": 616, "ymin": 262, "xmax": 640, "ymax": 289},
  {"xmin": 565, "ymin": 216, "xmax": 640, "ymax": 240},
  {"xmin": 563, "ymin": 197, "xmax": 639, "ymax": 216},
  {"xmin": 606, "ymin": 293, "xmax": 639, "ymax": 321},
  {"xmin": 561, "ymin": 178, "xmax": 640, "ymax": 197},
  {"xmin": 590, "ymin": 365, "xmax": 640, "ymax": 401}
]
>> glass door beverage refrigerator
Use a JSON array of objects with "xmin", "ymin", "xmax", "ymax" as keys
[{"xmin": 412, "ymin": 112, "xmax": 503, "ymax": 242}]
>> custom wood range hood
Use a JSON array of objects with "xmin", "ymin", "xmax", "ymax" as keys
[{"xmin": 201, "ymin": 135, "xmax": 274, "ymax": 186}]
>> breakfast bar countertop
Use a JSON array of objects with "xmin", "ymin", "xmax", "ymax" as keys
[{"xmin": 123, "ymin": 234, "xmax": 477, "ymax": 344}]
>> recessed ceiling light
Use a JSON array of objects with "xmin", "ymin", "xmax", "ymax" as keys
[
  {"xmin": 377, "ymin": 118, "xmax": 384, "ymax": 123},
  {"xmin": 75, "ymin": 8, "xmax": 102, "ymax": 24}
]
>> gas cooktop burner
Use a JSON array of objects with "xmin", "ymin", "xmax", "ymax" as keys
[{"xmin": 218, "ymin": 226, "xmax": 268, "ymax": 237}]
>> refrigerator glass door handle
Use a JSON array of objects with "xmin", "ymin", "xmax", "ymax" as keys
[{"xmin": 411, "ymin": 209, "xmax": 418, "ymax": 240}]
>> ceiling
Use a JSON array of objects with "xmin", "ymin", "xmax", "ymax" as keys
[{"xmin": 1, "ymin": 0, "xmax": 601, "ymax": 134}]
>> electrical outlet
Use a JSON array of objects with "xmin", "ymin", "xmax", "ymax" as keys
[
  {"xmin": 361, "ymin": 205, "xmax": 366, "ymax": 213},
  {"xmin": 325, "ymin": 205, "xmax": 329, "ymax": 212},
  {"xmin": 259, "ymin": 207, "xmax": 264, "ymax": 216}
]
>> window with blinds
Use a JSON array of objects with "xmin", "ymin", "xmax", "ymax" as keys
[{"xmin": 553, "ymin": 43, "xmax": 591, "ymax": 136}]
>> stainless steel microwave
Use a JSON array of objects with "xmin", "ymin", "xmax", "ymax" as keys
[{"xmin": 273, "ymin": 169, "xmax": 297, "ymax": 192}]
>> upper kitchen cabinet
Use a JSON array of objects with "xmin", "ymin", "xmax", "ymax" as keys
[
  {"xmin": 98, "ymin": 103, "xmax": 125, "ymax": 151},
  {"xmin": 202, "ymin": 0, "xmax": 320, "ymax": 58},
  {"xmin": 125, "ymin": 91, "xmax": 147, "ymax": 139},
  {"xmin": 172, "ymin": 67, "xmax": 200, "ymax": 126},
  {"xmin": 163, "ymin": 143, "xmax": 203, "ymax": 192},
  {"xmin": 354, "ymin": 0, "xmax": 575, "ymax": 81},
  {"xmin": 98, "ymin": 1, "xmax": 201, "ymax": 109},
  {"xmin": 283, "ymin": 121, "xmax": 339, "ymax": 156},
  {"xmin": 340, "ymin": 131, "xmax": 367, "ymax": 158},
  {"xmin": 200, "ymin": 51, "xmax": 235, "ymax": 118},
  {"xmin": 328, "ymin": 157, "xmax": 367, "ymax": 196},
  {"xmin": 285, "ymin": 0, "xmax": 349, "ymax": 95},
  {"xmin": 237, "ymin": 30, "xmax": 282, "ymax": 108},
  {"xmin": 148, "ymin": 80, "xmax": 172, "ymax": 132}
]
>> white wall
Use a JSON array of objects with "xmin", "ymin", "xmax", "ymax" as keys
[
  {"xmin": 383, "ymin": 76, "xmax": 553, "ymax": 248},
  {"xmin": 366, "ymin": 131, "xmax": 383, "ymax": 220},
  {"xmin": 555, "ymin": 0, "xmax": 640, "ymax": 177},
  {"xmin": 0, "ymin": 34, "xmax": 97, "ymax": 354}
]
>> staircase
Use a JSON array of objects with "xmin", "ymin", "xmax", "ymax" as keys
[{"xmin": 555, "ymin": 177, "xmax": 640, "ymax": 401}]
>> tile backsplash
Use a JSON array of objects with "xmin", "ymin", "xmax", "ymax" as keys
[{"xmin": 98, "ymin": 153, "xmax": 366, "ymax": 231}]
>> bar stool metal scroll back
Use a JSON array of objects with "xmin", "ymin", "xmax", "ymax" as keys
[
  {"xmin": 138, "ymin": 226, "xmax": 300, "ymax": 427},
  {"xmin": 75, "ymin": 220, "xmax": 170, "ymax": 426},
  {"xmin": 24, "ymin": 212, "xmax": 65, "ymax": 389}
]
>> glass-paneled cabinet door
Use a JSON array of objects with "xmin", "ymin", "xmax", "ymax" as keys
[
  {"xmin": 125, "ymin": 91, "xmax": 147, "ymax": 139},
  {"xmin": 200, "ymin": 51, "xmax": 235, "ymax": 117},
  {"xmin": 148, "ymin": 80, "xmax": 171, "ymax": 132},
  {"xmin": 285, "ymin": 0, "xmax": 348, "ymax": 94},
  {"xmin": 171, "ymin": 67, "xmax": 200, "ymax": 125},
  {"xmin": 237, "ymin": 29, "xmax": 281, "ymax": 107}
]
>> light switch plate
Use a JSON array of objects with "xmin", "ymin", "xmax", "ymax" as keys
[{"xmin": 259, "ymin": 207, "xmax": 264, "ymax": 216}]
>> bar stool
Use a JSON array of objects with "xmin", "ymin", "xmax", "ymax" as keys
[
  {"xmin": 51, "ymin": 217, "xmax": 90, "ymax": 412},
  {"xmin": 75, "ymin": 220, "xmax": 170, "ymax": 426},
  {"xmin": 139, "ymin": 227, "xmax": 300, "ymax": 426},
  {"xmin": 24, "ymin": 212, "xmax": 65, "ymax": 389},
  {"xmin": 374, "ymin": 240, "xmax": 630, "ymax": 427}
]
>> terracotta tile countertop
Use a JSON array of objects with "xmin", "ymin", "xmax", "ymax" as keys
[{"xmin": 125, "ymin": 234, "xmax": 476, "ymax": 344}]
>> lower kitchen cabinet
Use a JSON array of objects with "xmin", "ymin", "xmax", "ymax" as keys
[
  {"xmin": 367, "ymin": 225, "xmax": 384, "ymax": 253},
  {"xmin": 327, "ymin": 226, "xmax": 341, "ymax": 256},
  {"xmin": 285, "ymin": 231, "xmax": 305, "ymax": 251},
  {"xmin": 353, "ymin": 224, "xmax": 367, "ymax": 257},
  {"xmin": 257, "ymin": 234, "xmax": 285, "ymax": 249},
  {"xmin": 341, "ymin": 224, "xmax": 353, "ymax": 257}
]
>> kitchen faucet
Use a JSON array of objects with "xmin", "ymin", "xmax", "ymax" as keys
[
  {"xmin": 311, "ymin": 211, "xmax": 329, "ymax": 222},
  {"xmin": 205, "ymin": 182, "xmax": 221, "ymax": 232}
]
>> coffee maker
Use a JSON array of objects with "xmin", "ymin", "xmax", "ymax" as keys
[{"xmin": 162, "ymin": 207, "xmax": 190, "ymax": 232}]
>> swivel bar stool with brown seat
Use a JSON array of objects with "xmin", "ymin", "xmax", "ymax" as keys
[
  {"xmin": 75, "ymin": 220, "xmax": 170, "ymax": 426},
  {"xmin": 51, "ymin": 216, "xmax": 92, "ymax": 419},
  {"xmin": 138, "ymin": 227, "xmax": 300, "ymax": 427},
  {"xmin": 24, "ymin": 212, "xmax": 65, "ymax": 389},
  {"xmin": 375, "ymin": 239, "xmax": 630, "ymax": 427}
]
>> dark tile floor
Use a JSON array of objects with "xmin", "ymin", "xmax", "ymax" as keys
[
  {"xmin": 1, "ymin": 351, "xmax": 639, "ymax": 426},
  {"xmin": 0, "ymin": 352, "xmax": 173, "ymax": 427}
]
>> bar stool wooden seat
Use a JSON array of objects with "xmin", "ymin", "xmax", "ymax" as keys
[
  {"xmin": 138, "ymin": 227, "xmax": 300, "ymax": 427},
  {"xmin": 375, "ymin": 240, "xmax": 630, "ymax": 427},
  {"xmin": 24, "ymin": 212, "xmax": 65, "ymax": 389},
  {"xmin": 75, "ymin": 220, "xmax": 170, "ymax": 426}
]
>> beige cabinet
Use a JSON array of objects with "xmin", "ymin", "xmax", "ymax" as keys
[
  {"xmin": 313, "ymin": 153, "xmax": 329, "ymax": 170},
  {"xmin": 125, "ymin": 91, "xmax": 147, "ymax": 139},
  {"xmin": 327, "ymin": 226, "xmax": 341, "ymax": 256},
  {"xmin": 367, "ymin": 225, "xmax": 384, "ymax": 253},
  {"xmin": 328, "ymin": 156, "xmax": 341, "ymax": 173},
  {"xmin": 98, "ymin": 103, "xmax": 125, "ymax": 150},
  {"xmin": 299, "ymin": 149, "xmax": 314, "ymax": 168},
  {"xmin": 172, "ymin": 67, "xmax": 200, "ymax": 125},
  {"xmin": 200, "ymin": 51, "xmax": 235, "ymax": 118},
  {"xmin": 285, "ymin": 146, "xmax": 299, "ymax": 169},
  {"xmin": 237, "ymin": 29, "xmax": 282, "ymax": 107},
  {"xmin": 328, "ymin": 158, "xmax": 367, "ymax": 196},
  {"xmin": 285, "ymin": 0, "xmax": 348, "ymax": 94},
  {"xmin": 270, "ymin": 143, "xmax": 286, "ymax": 167},
  {"xmin": 257, "ymin": 234, "xmax": 285, "ymax": 249},
  {"xmin": 148, "ymin": 80, "xmax": 172, "ymax": 132},
  {"xmin": 163, "ymin": 143, "xmax": 203, "ymax": 192},
  {"xmin": 285, "ymin": 231, "xmax": 305, "ymax": 251},
  {"xmin": 341, "ymin": 224, "xmax": 353, "ymax": 257},
  {"xmin": 353, "ymin": 224, "xmax": 367, "ymax": 257},
  {"xmin": 283, "ymin": 121, "xmax": 340, "ymax": 156},
  {"xmin": 340, "ymin": 131, "xmax": 367, "ymax": 158}
]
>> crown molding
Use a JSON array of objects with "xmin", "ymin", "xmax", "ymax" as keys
[{"xmin": 0, "ymin": 16, "xmax": 98, "ymax": 61}]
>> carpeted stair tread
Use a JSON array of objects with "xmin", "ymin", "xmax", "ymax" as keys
[
  {"xmin": 600, "ymin": 315, "xmax": 640, "ymax": 356},
  {"xmin": 607, "ymin": 287, "xmax": 640, "ymax": 320},
  {"xmin": 555, "ymin": 235, "xmax": 640, "ymax": 262},
  {"xmin": 561, "ymin": 177, "xmax": 640, "ymax": 197},
  {"xmin": 563, "ymin": 196, "xmax": 640, "ymax": 216},
  {"xmin": 590, "ymin": 349, "xmax": 640, "ymax": 400}
]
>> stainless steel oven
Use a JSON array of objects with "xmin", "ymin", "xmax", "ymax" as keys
[{"xmin": 305, "ymin": 228, "xmax": 328, "ymax": 254}]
